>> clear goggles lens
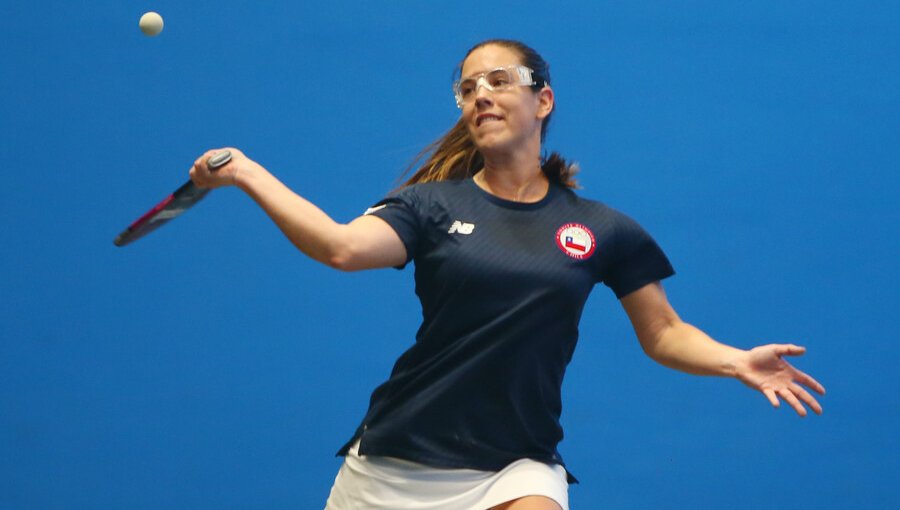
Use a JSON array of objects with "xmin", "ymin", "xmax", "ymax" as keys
[{"xmin": 453, "ymin": 65, "xmax": 540, "ymax": 108}]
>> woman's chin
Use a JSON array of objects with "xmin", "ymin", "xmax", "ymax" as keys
[{"xmin": 473, "ymin": 132, "xmax": 512, "ymax": 154}]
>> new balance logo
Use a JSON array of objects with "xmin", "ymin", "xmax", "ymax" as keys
[
  {"xmin": 363, "ymin": 204, "xmax": 387, "ymax": 215},
  {"xmin": 448, "ymin": 220, "xmax": 475, "ymax": 235}
]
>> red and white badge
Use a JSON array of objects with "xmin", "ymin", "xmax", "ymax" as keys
[{"xmin": 555, "ymin": 223, "xmax": 596, "ymax": 259}]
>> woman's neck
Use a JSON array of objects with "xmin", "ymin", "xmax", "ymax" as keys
[{"xmin": 474, "ymin": 154, "xmax": 549, "ymax": 203}]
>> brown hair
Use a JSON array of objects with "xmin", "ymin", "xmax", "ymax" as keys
[{"xmin": 400, "ymin": 39, "xmax": 579, "ymax": 189}]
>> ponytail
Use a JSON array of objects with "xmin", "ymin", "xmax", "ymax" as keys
[
  {"xmin": 401, "ymin": 119, "xmax": 481, "ymax": 187},
  {"xmin": 541, "ymin": 152, "xmax": 580, "ymax": 189}
]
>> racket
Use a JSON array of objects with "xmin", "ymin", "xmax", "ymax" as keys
[{"xmin": 113, "ymin": 150, "xmax": 232, "ymax": 247}]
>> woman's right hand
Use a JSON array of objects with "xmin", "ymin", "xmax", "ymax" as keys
[{"xmin": 189, "ymin": 147, "xmax": 262, "ymax": 189}]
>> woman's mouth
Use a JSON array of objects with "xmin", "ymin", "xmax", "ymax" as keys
[{"xmin": 476, "ymin": 114, "xmax": 503, "ymax": 127}]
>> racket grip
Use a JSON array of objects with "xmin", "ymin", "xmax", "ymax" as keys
[{"xmin": 207, "ymin": 150, "xmax": 232, "ymax": 170}]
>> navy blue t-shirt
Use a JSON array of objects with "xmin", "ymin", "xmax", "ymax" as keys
[{"xmin": 338, "ymin": 178, "xmax": 674, "ymax": 479}]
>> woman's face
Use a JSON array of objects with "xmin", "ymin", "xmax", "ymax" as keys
[{"xmin": 459, "ymin": 44, "xmax": 553, "ymax": 157}]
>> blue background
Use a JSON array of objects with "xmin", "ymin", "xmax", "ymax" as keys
[{"xmin": 1, "ymin": 1, "xmax": 897, "ymax": 508}]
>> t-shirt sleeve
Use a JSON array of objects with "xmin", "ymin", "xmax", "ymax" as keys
[
  {"xmin": 601, "ymin": 212, "xmax": 675, "ymax": 299},
  {"xmin": 363, "ymin": 186, "xmax": 423, "ymax": 268}
]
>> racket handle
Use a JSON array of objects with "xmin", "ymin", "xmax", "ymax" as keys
[{"xmin": 207, "ymin": 150, "xmax": 232, "ymax": 170}]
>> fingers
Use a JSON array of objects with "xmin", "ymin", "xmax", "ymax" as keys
[
  {"xmin": 762, "ymin": 384, "xmax": 822, "ymax": 417},
  {"xmin": 762, "ymin": 388, "xmax": 779, "ymax": 408},
  {"xmin": 190, "ymin": 157, "xmax": 209, "ymax": 188},
  {"xmin": 190, "ymin": 148, "xmax": 235, "ymax": 188},
  {"xmin": 790, "ymin": 382, "xmax": 823, "ymax": 416},
  {"xmin": 189, "ymin": 160, "xmax": 203, "ymax": 187},
  {"xmin": 775, "ymin": 344, "xmax": 806, "ymax": 357},
  {"xmin": 793, "ymin": 367, "xmax": 826, "ymax": 395},
  {"xmin": 776, "ymin": 388, "xmax": 808, "ymax": 416}
]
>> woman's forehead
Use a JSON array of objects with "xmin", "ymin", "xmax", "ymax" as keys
[{"xmin": 460, "ymin": 45, "xmax": 522, "ymax": 77}]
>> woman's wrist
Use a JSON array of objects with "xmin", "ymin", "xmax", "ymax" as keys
[
  {"xmin": 233, "ymin": 161, "xmax": 265, "ymax": 192},
  {"xmin": 724, "ymin": 349, "xmax": 751, "ymax": 379}
]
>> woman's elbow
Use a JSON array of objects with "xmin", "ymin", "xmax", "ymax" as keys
[
  {"xmin": 324, "ymin": 243, "xmax": 361, "ymax": 272},
  {"xmin": 324, "ymin": 238, "xmax": 370, "ymax": 272},
  {"xmin": 314, "ymin": 221, "xmax": 405, "ymax": 272},
  {"xmin": 638, "ymin": 335, "xmax": 662, "ymax": 361},
  {"xmin": 635, "ymin": 323, "xmax": 676, "ymax": 362}
]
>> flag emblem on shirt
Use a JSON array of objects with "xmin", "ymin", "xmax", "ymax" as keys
[{"xmin": 555, "ymin": 223, "xmax": 596, "ymax": 260}]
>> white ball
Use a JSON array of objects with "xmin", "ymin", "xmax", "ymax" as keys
[{"xmin": 139, "ymin": 12, "xmax": 164, "ymax": 37}]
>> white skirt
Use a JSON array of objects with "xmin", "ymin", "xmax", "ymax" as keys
[{"xmin": 324, "ymin": 440, "xmax": 569, "ymax": 510}]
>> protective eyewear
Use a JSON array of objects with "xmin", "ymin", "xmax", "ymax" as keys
[{"xmin": 453, "ymin": 65, "xmax": 543, "ymax": 108}]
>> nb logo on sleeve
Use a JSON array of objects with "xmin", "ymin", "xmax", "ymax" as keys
[
  {"xmin": 364, "ymin": 204, "xmax": 387, "ymax": 215},
  {"xmin": 448, "ymin": 220, "xmax": 475, "ymax": 235}
]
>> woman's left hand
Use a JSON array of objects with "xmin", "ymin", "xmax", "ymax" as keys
[{"xmin": 734, "ymin": 344, "xmax": 826, "ymax": 416}]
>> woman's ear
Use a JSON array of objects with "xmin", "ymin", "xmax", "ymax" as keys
[{"xmin": 537, "ymin": 86, "xmax": 554, "ymax": 120}]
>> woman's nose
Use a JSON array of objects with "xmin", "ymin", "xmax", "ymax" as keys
[{"xmin": 474, "ymin": 81, "xmax": 494, "ymax": 106}]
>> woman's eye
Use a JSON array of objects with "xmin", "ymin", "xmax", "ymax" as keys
[{"xmin": 486, "ymin": 70, "xmax": 512, "ymax": 88}]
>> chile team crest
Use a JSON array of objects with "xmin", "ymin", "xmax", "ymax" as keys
[{"xmin": 555, "ymin": 223, "xmax": 596, "ymax": 260}]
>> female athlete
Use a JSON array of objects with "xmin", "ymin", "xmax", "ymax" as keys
[{"xmin": 190, "ymin": 39, "xmax": 825, "ymax": 510}]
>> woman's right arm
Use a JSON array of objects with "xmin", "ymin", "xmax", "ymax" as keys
[{"xmin": 190, "ymin": 148, "xmax": 407, "ymax": 271}]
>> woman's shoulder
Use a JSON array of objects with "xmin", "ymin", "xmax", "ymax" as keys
[
  {"xmin": 398, "ymin": 177, "xmax": 468, "ymax": 189},
  {"xmin": 374, "ymin": 179, "xmax": 470, "ymax": 215},
  {"xmin": 557, "ymin": 187, "xmax": 650, "ymax": 229},
  {"xmin": 390, "ymin": 178, "xmax": 470, "ymax": 198},
  {"xmin": 557, "ymin": 186, "xmax": 614, "ymax": 213}
]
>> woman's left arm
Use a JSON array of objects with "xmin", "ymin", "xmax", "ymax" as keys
[{"xmin": 620, "ymin": 282, "xmax": 826, "ymax": 416}]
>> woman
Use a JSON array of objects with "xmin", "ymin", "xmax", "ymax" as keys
[{"xmin": 190, "ymin": 40, "xmax": 825, "ymax": 510}]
